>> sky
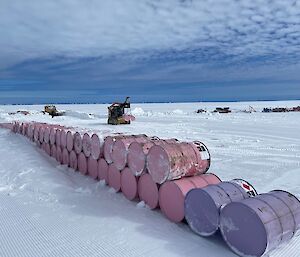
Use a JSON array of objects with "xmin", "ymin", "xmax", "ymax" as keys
[{"xmin": 0, "ymin": 0, "xmax": 300, "ymax": 104}]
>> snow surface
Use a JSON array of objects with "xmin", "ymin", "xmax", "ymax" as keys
[{"xmin": 0, "ymin": 100, "xmax": 300, "ymax": 257}]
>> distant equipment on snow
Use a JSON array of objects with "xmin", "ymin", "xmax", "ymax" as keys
[
  {"xmin": 213, "ymin": 107, "xmax": 231, "ymax": 113},
  {"xmin": 196, "ymin": 109, "xmax": 206, "ymax": 113},
  {"xmin": 262, "ymin": 108, "xmax": 272, "ymax": 113},
  {"xmin": 242, "ymin": 105, "xmax": 256, "ymax": 113},
  {"xmin": 8, "ymin": 110, "xmax": 30, "ymax": 116},
  {"xmin": 43, "ymin": 105, "xmax": 65, "ymax": 118},
  {"xmin": 262, "ymin": 106, "xmax": 300, "ymax": 113},
  {"xmin": 107, "ymin": 97, "xmax": 135, "ymax": 125}
]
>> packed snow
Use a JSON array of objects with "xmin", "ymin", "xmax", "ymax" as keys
[{"xmin": 0, "ymin": 100, "xmax": 300, "ymax": 257}]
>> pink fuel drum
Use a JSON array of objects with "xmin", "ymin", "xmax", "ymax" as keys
[
  {"xmin": 43, "ymin": 127, "xmax": 50, "ymax": 143},
  {"xmin": 98, "ymin": 158, "xmax": 109, "ymax": 184},
  {"xmin": 49, "ymin": 128, "xmax": 56, "ymax": 145},
  {"xmin": 91, "ymin": 133, "xmax": 104, "ymax": 160},
  {"xmin": 22, "ymin": 123, "xmax": 28, "ymax": 136},
  {"xmin": 38, "ymin": 126, "xmax": 45, "ymax": 143},
  {"xmin": 159, "ymin": 173, "xmax": 221, "ymax": 223},
  {"xmin": 146, "ymin": 142, "xmax": 187, "ymax": 184},
  {"xmin": 111, "ymin": 135, "xmax": 149, "ymax": 170},
  {"xmin": 33, "ymin": 124, "xmax": 40, "ymax": 142},
  {"xmin": 12, "ymin": 122, "xmax": 17, "ymax": 133},
  {"xmin": 78, "ymin": 152, "xmax": 88, "ymax": 175},
  {"xmin": 45, "ymin": 143, "xmax": 51, "ymax": 156},
  {"xmin": 56, "ymin": 146, "xmax": 62, "ymax": 164},
  {"xmin": 62, "ymin": 148, "xmax": 69, "ymax": 166},
  {"xmin": 16, "ymin": 122, "xmax": 21, "ymax": 134},
  {"xmin": 41, "ymin": 142, "xmax": 46, "ymax": 152},
  {"xmin": 50, "ymin": 144, "xmax": 57, "ymax": 159},
  {"xmin": 73, "ymin": 132, "xmax": 83, "ymax": 154},
  {"xmin": 55, "ymin": 129, "xmax": 62, "ymax": 148},
  {"xmin": 138, "ymin": 173, "xmax": 160, "ymax": 209},
  {"xmin": 88, "ymin": 156, "xmax": 98, "ymax": 180},
  {"xmin": 127, "ymin": 141, "xmax": 148, "ymax": 176},
  {"xmin": 111, "ymin": 137, "xmax": 140, "ymax": 170},
  {"xmin": 66, "ymin": 131, "xmax": 74, "ymax": 152},
  {"xmin": 60, "ymin": 129, "xmax": 67, "ymax": 149},
  {"xmin": 190, "ymin": 141, "xmax": 211, "ymax": 174},
  {"xmin": 69, "ymin": 150, "xmax": 78, "ymax": 170},
  {"xmin": 27, "ymin": 124, "xmax": 34, "ymax": 140},
  {"xmin": 82, "ymin": 133, "xmax": 92, "ymax": 157},
  {"xmin": 177, "ymin": 142, "xmax": 199, "ymax": 176},
  {"xmin": 108, "ymin": 163, "xmax": 121, "ymax": 192},
  {"xmin": 103, "ymin": 136, "xmax": 115, "ymax": 164},
  {"xmin": 121, "ymin": 167, "xmax": 139, "ymax": 201},
  {"xmin": 127, "ymin": 136, "xmax": 160, "ymax": 176},
  {"xmin": 147, "ymin": 141, "xmax": 211, "ymax": 184},
  {"xmin": 103, "ymin": 134, "xmax": 123, "ymax": 164}
]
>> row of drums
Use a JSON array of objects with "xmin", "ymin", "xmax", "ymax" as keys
[
  {"xmin": 13, "ymin": 122, "xmax": 212, "ymax": 183},
  {"xmin": 11, "ymin": 121, "xmax": 214, "ymax": 214},
  {"xmin": 11, "ymin": 121, "xmax": 300, "ymax": 257},
  {"xmin": 103, "ymin": 134, "xmax": 211, "ymax": 184}
]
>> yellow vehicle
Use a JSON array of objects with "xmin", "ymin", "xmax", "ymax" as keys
[
  {"xmin": 44, "ymin": 105, "xmax": 64, "ymax": 118},
  {"xmin": 107, "ymin": 97, "xmax": 135, "ymax": 125}
]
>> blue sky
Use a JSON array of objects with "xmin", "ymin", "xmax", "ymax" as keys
[{"xmin": 0, "ymin": 0, "xmax": 299, "ymax": 104}]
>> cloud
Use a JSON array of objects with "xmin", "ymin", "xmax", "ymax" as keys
[
  {"xmin": 0, "ymin": 0, "xmax": 299, "ymax": 103},
  {"xmin": 1, "ymin": 0, "xmax": 299, "ymax": 66}
]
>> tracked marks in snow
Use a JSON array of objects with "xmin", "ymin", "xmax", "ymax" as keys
[{"xmin": 0, "ymin": 194, "xmax": 153, "ymax": 257}]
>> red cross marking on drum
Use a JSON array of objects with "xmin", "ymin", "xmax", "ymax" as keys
[{"xmin": 242, "ymin": 183, "xmax": 250, "ymax": 191}]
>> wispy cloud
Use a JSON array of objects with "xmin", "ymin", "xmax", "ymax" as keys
[{"xmin": 1, "ymin": 0, "xmax": 300, "ymax": 64}]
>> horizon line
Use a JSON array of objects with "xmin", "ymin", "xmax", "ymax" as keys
[{"xmin": 1, "ymin": 98, "xmax": 299, "ymax": 106}]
